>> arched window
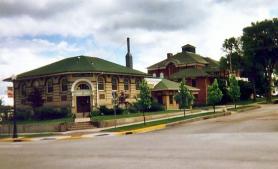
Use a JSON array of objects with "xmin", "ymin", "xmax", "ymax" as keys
[
  {"xmin": 160, "ymin": 72, "xmax": 164, "ymax": 78},
  {"xmin": 21, "ymin": 83, "xmax": 26, "ymax": 96},
  {"xmin": 124, "ymin": 78, "xmax": 129, "ymax": 91},
  {"xmin": 61, "ymin": 78, "xmax": 68, "ymax": 92},
  {"xmin": 46, "ymin": 79, "xmax": 53, "ymax": 93},
  {"xmin": 98, "ymin": 77, "xmax": 105, "ymax": 91},
  {"xmin": 112, "ymin": 77, "xmax": 118, "ymax": 91},
  {"xmin": 135, "ymin": 79, "xmax": 141, "ymax": 90},
  {"xmin": 77, "ymin": 83, "xmax": 90, "ymax": 90}
]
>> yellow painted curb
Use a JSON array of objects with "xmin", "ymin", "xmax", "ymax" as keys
[
  {"xmin": 0, "ymin": 137, "xmax": 31, "ymax": 142},
  {"xmin": 59, "ymin": 135, "xmax": 82, "ymax": 141},
  {"xmin": 116, "ymin": 124, "xmax": 166, "ymax": 136}
]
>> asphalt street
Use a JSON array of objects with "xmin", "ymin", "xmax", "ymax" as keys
[{"xmin": 1, "ymin": 104, "xmax": 278, "ymax": 169}]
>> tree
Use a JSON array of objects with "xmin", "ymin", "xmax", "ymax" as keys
[
  {"xmin": 0, "ymin": 97, "xmax": 3, "ymax": 106},
  {"xmin": 27, "ymin": 88, "xmax": 44, "ymax": 109},
  {"xmin": 222, "ymin": 37, "xmax": 242, "ymax": 74},
  {"xmin": 228, "ymin": 76, "xmax": 241, "ymax": 109},
  {"xmin": 241, "ymin": 18, "xmax": 278, "ymax": 103},
  {"xmin": 138, "ymin": 80, "xmax": 152, "ymax": 125},
  {"xmin": 208, "ymin": 79, "xmax": 223, "ymax": 112},
  {"xmin": 175, "ymin": 80, "xmax": 194, "ymax": 117}
]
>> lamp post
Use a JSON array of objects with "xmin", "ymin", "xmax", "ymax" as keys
[{"xmin": 11, "ymin": 74, "xmax": 17, "ymax": 139}]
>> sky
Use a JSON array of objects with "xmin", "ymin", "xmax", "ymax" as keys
[{"xmin": 0, "ymin": 0, "xmax": 277, "ymax": 105}]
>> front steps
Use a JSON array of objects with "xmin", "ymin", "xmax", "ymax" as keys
[{"xmin": 67, "ymin": 121, "xmax": 95, "ymax": 131}]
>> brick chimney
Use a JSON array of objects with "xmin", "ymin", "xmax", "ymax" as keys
[
  {"xmin": 125, "ymin": 37, "xmax": 133, "ymax": 69},
  {"xmin": 182, "ymin": 44, "xmax": 196, "ymax": 53}
]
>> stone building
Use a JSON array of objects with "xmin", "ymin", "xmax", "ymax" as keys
[
  {"xmin": 4, "ymin": 56, "xmax": 146, "ymax": 117},
  {"xmin": 147, "ymin": 44, "xmax": 220, "ymax": 105}
]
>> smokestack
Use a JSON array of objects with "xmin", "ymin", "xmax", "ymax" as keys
[{"xmin": 125, "ymin": 37, "xmax": 133, "ymax": 69}]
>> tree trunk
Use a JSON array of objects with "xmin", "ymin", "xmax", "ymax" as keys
[
  {"xmin": 266, "ymin": 70, "xmax": 272, "ymax": 103},
  {"xmin": 213, "ymin": 105, "xmax": 215, "ymax": 113},
  {"xmin": 183, "ymin": 109, "xmax": 185, "ymax": 117},
  {"xmin": 143, "ymin": 111, "xmax": 146, "ymax": 125},
  {"xmin": 251, "ymin": 77, "xmax": 257, "ymax": 102}
]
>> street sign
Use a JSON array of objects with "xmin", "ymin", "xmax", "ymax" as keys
[{"xmin": 7, "ymin": 87, "xmax": 13, "ymax": 98}]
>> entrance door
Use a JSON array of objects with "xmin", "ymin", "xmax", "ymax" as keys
[{"xmin": 77, "ymin": 96, "xmax": 91, "ymax": 113}]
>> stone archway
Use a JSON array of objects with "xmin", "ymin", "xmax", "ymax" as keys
[{"xmin": 71, "ymin": 79, "xmax": 94, "ymax": 116}]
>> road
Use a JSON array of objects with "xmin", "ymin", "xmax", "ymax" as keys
[{"xmin": 1, "ymin": 104, "xmax": 278, "ymax": 169}]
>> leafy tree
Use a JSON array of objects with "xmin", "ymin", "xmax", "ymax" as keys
[
  {"xmin": 228, "ymin": 76, "xmax": 241, "ymax": 109},
  {"xmin": 27, "ymin": 88, "xmax": 44, "ymax": 109},
  {"xmin": 208, "ymin": 79, "xmax": 223, "ymax": 112},
  {"xmin": 175, "ymin": 80, "xmax": 194, "ymax": 117},
  {"xmin": 217, "ymin": 78, "xmax": 231, "ymax": 104},
  {"xmin": 0, "ymin": 97, "xmax": 3, "ymax": 106},
  {"xmin": 222, "ymin": 37, "xmax": 242, "ymax": 73},
  {"xmin": 241, "ymin": 18, "xmax": 278, "ymax": 103},
  {"xmin": 138, "ymin": 80, "xmax": 152, "ymax": 125}
]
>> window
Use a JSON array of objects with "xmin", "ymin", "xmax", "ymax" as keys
[
  {"xmin": 32, "ymin": 80, "xmax": 39, "ymax": 88},
  {"xmin": 112, "ymin": 77, "xmax": 118, "ymax": 91},
  {"xmin": 46, "ymin": 96, "xmax": 53, "ymax": 102},
  {"xmin": 99, "ymin": 94, "xmax": 105, "ymax": 99},
  {"xmin": 169, "ymin": 95, "xmax": 174, "ymax": 104},
  {"xmin": 124, "ymin": 78, "xmax": 129, "ymax": 91},
  {"xmin": 135, "ymin": 79, "xmax": 141, "ymax": 90},
  {"xmin": 21, "ymin": 83, "xmax": 26, "ymax": 96},
  {"xmin": 61, "ymin": 78, "xmax": 68, "ymax": 92},
  {"xmin": 152, "ymin": 73, "xmax": 156, "ymax": 78},
  {"xmin": 46, "ymin": 79, "xmax": 53, "ymax": 93},
  {"xmin": 61, "ymin": 95, "xmax": 67, "ymax": 101},
  {"xmin": 77, "ymin": 83, "xmax": 90, "ymax": 90},
  {"xmin": 192, "ymin": 79, "xmax": 197, "ymax": 87},
  {"xmin": 98, "ymin": 77, "xmax": 105, "ymax": 91},
  {"xmin": 160, "ymin": 72, "xmax": 164, "ymax": 78}
]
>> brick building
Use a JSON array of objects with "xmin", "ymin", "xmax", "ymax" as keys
[
  {"xmin": 4, "ymin": 56, "xmax": 146, "ymax": 117},
  {"xmin": 147, "ymin": 44, "xmax": 220, "ymax": 105}
]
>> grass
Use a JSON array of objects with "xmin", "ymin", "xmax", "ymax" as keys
[
  {"xmin": 92, "ymin": 110, "xmax": 180, "ymax": 121},
  {"xmin": 0, "ymin": 133, "xmax": 55, "ymax": 139},
  {"xmin": 228, "ymin": 105, "xmax": 258, "ymax": 111},
  {"xmin": 1, "ymin": 117, "xmax": 72, "ymax": 125},
  {"xmin": 103, "ymin": 111, "xmax": 217, "ymax": 132}
]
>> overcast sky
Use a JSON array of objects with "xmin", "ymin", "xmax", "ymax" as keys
[{"xmin": 0, "ymin": 0, "xmax": 277, "ymax": 104}]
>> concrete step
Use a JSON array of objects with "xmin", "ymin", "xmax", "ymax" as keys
[{"xmin": 67, "ymin": 121, "xmax": 95, "ymax": 131}]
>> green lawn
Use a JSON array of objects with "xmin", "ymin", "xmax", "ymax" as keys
[
  {"xmin": 103, "ymin": 111, "xmax": 217, "ymax": 132},
  {"xmin": 0, "ymin": 133, "xmax": 55, "ymax": 139},
  {"xmin": 1, "ymin": 117, "xmax": 72, "ymax": 125},
  {"xmin": 228, "ymin": 105, "xmax": 258, "ymax": 111},
  {"xmin": 92, "ymin": 110, "xmax": 180, "ymax": 121}
]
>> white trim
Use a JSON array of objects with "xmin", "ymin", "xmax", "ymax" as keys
[{"xmin": 71, "ymin": 79, "xmax": 94, "ymax": 109}]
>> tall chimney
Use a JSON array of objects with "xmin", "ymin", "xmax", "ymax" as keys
[{"xmin": 125, "ymin": 37, "xmax": 133, "ymax": 69}]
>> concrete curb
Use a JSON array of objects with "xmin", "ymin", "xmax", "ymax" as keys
[
  {"xmin": 116, "ymin": 124, "xmax": 166, "ymax": 136},
  {"xmin": 236, "ymin": 105, "xmax": 261, "ymax": 113},
  {"xmin": 115, "ymin": 112, "xmax": 232, "ymax": 136}
]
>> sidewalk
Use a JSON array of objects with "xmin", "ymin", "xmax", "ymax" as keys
[{"xmin": 0, "ymin": 105, "xmax": 235, "ymax": 142}]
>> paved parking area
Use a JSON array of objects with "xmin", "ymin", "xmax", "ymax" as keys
[{"xmin": 1, "ymin": 104, "xmax": 278, "ymax": 169}]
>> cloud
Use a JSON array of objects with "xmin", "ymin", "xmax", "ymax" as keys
[{"xmin": 0, "ymin": 0, "xmax": 277, "ymax": 101}]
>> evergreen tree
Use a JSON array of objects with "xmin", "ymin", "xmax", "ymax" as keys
[{"xmin": 208, "ymin": 79, "xmax": 223, "ymax": 112}]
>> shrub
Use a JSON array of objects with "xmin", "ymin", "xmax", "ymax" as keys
[
  {"xmin": 238, "ymin": 80, "xmax": 253, "ymax": 100},
  {"xmin": 16, "ymin": 108, "xmax": 33, "ymax": 121},
  {"xmin": 33, "ymin": 107, "xmax": 70, "ymax": 120},
  {"xmin": 90, "ymin": 110, "xmax": 101, "ymax": 117},
  {"xmin": 127, "ymin": 105, "xmax": 138, "ymax": 113},
  {"xmin": 99, "ymin": 105, "xmax": 124, "ymax": 115},
  {"xmin": 149, "ymin": 100, "xmax": 165, "ymax": 112}
]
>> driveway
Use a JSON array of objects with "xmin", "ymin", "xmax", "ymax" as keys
[{"xmin": 1, "ymin": 104, "xmax": 278, "ymax": 169}]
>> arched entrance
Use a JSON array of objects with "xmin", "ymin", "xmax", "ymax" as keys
[{"xmin": 71, "ymin": 79, "xmax": 94, "ymax": 116}]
